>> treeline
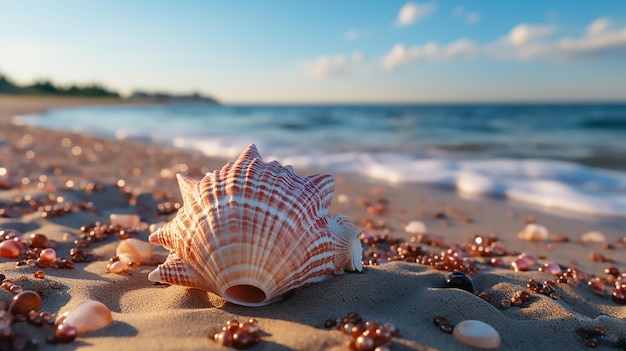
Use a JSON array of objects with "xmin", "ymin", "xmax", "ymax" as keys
[{"xmin": 0, "ymin": 72, "xmax": 119, "ymax": 98}]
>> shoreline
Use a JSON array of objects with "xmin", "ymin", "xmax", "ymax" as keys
[{"xmin": 1, "ymin": 95, "xmax": 625, "ymax": 350}]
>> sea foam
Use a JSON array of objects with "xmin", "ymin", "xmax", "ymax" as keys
[{"xmin": 174, "ymin": 137, "xmax": 626, "ymax": 218}]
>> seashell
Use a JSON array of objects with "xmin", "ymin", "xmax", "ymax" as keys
[
  {"xmin": 58, "ymin": 300, "xmax": 113, "ymax": 334},
  {"xmin": 404, "ymin": 220, "xmax": 426, "ymax": 234},
  {"xmin": 517, "ymin": 223, "xmax": 548, "ymax": 241},
  {"xmin": 148, "ymin": 144, "xmax": 363, "ymax": 307},
  {"xmin": 117, "ymin": 253, "xmax": 139, "ymax": 267},
  {"xmin": 116, "ymin": 238, "xmax": 154, "ymax": 264},
  {"xmin": 106, "ymin": 260, "xmax": 129, "ymax": 274},
  {"xmin": 109, "ymin": 214, "xmax": 141, "ymax": 228},
  {"xmin": 581, "ymin": 231, "xmax": 606, "ymax": 243}
]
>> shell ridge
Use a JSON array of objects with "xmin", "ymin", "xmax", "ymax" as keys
[
  {"xmin": 150, "ymin": 252, "xmax": 208, "ymax": 290},
  {"xmin": 196, "ymin": 170, "xmax": 231, "ymax": 292},
  {"xmin": 181, "ymin": 170, "xmax": 223, "ymax": 294},
  {"xmin": 329, "ymin": 214, "xmax": 362, "ymax": 272},
  {"xmin": 244, "ymin": 160, "xmax": 271, "ymax": 288},
  {"xmin": 270, "ymin": 218, "xmax": 336, "ymax": 295},
  {"xmin": 238, "ymin": 164, "xmax": 335, "ymax": 297},
  {"xmin": 242, "ymin": 159, "xmax": 304, "ymax": 287}
]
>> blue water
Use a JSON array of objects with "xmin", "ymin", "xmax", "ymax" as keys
[{"xmin": 15, "ymin": 103, "xmax": 626, "ymax": 218}]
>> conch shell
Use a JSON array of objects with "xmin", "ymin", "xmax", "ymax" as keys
[{"xmin": 148, "ymin": 144, "xmax": 362, "ymax": 306}]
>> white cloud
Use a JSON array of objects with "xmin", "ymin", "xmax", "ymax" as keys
[
  {"xmin": 507, "ymin": 23, "xmax": 556, "ymax": 46},
  {"xmin": 382, "ymin": 39, "xmax": 478, "ymax": 70},
  {"xmin": 301, "ymin": 17, "xmax": 626, "ymax": 78},
  {"xmin": 496, "ymin": 18, "xmax": 626, "ymax": 60},
  {"xmin": 587, "ymin": 18, "xmax": 611, "ymax": 36},
  {"xmin": 395, "ymin": 2, "xmax": 436, "ymax": 27},
  {"xmin": 301, "ymin": 51, "xmax": 365, "ymax": 78},
  {"xmin": 344, "ymin": 29, "xmax": 359, "ymax": 41}
]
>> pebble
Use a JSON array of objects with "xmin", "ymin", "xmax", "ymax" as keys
[
  {"xmin": 511, "ymin": 258, "xmax": 531, "ymax": 272},
  {"xmin": 10, "ymin": 291, "xmax": 42, "ymax": 316},
  {"xmin": 517, "ymin": 223, "xmax": 548, "ymax": 241},
  {"xmin": 0, "ymin": 240, "xmax": 23, "ymax": 258},
  {"xmin": 404, "ymin": 220, "xmax": 426, "ymax": 234},
  {"xmin": 444, "ymin": 271, "xmax": 474, "ymax": 293},
  {"xmin": 538, "ymin": 262, "xmax": 562, "ymax": 276},
  {"xmin": 453, "ymin": 320, "xmax": 501, "ymax": 349}
]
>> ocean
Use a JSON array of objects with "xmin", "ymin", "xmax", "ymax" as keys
[{"xmin": 14, "ymin": 103, "xmax": 626, "ymax": 219}]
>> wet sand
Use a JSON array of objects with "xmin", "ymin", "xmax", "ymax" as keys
[{"xmin": 0, "ymin": 95, "xmax": 625, "ymax": 350}]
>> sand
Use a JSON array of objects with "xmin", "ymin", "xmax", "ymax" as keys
[{"xmin": 0, "ymin": 95, "xmax": 625, "ymax": 350}]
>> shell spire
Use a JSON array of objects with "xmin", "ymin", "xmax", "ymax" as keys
[{"xmin": 148, "ymin": 144, "xmax": 362, "ymax": 306}]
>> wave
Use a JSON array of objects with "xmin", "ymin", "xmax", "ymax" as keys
[
  {"xmin": 581, "ymin": 118, "xmax": 626, "ymax": 130},
  {"xmin": 173, "ymin": 136, "xmax": 626, "ymax": 219}
]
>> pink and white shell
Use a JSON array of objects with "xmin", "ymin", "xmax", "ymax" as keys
[{"xmin": 148, "ymin": 144, "xmax": 362, "ymax": 306}]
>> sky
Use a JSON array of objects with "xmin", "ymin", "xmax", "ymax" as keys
[{"xmin": 1, "ymin": 1, "xmax": 626, "ymax": 103}]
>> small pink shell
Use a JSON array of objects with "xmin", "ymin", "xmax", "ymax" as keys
[
  {"xmin": 148, "ymin": 144, "xmax": 362, "ymax": 306},
  {"xmin": 58, "ymin": 300, "xmax": 112, "ymax": 334}
]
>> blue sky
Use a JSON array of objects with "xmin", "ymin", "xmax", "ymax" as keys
[{"xmin": 1, "ymin": 1, "xmax": 626, "ymax": 103}]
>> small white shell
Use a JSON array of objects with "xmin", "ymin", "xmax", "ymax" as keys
[
  {"xmin": 453, "ymin": 320, "xmax": 501, "ymax": 349},
  {"xmin": 581, "ymin": 231, "xmax": 606, "ymax": 243},
  {"xmin": 116, "ymin": 238, "xmax": 154, "ymax": 264},
  {"xmin": 148, "ymin": 144, "xmax": 362, "ymax": 306},
  {"xmin": 110, "ymin": 214, "xmax": 141, "ymax": 228},
  {"xmin": 106, "ymin": 260, "xmax": 129, "ymax": 274},
  {"xmin": 517, "ymin": 223, "xmax": 548, "ymax": 241},
  {"xmin": 404, "ymin": 220, "xmax": 426, "ymax": 234}
]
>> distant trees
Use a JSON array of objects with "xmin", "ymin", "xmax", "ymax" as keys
[
  {"xmin": 0, "ymin": 71, "xmax": 218, "ymax": 103},
  {"xmin": 0, "ymin": 72, "xmax": 120, "ymax": 98},
  {"xmin": 0, "ymin": 73, "xmax": 22, "ymax": 94}
]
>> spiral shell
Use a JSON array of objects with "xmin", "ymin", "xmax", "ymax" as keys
[{"xmin": 148, "ymin": 144, "xmax": 362, "ymax": 306}]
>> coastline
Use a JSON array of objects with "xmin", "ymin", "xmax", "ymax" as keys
[{"xmin": 1, "ymin": 95, "xmax": 625, "ymax": 350}]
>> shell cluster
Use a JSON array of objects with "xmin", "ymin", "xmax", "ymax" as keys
[{"xmin": 148, "ymin": 144, "xmax": 363, "ymax": 306}]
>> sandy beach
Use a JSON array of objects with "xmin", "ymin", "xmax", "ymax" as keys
[{"xmin": 1, "ymin": 95, "xmax": 625, "ymax": 350}]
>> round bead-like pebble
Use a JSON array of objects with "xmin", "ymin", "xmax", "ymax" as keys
[
  {"xmin": 10, "ymin": 291, "xmax": 42, "ymax": 316},
  {"xmin": 0, "ymin": 240, "xmax": 23, "ymax": 258},
  {"xmin": 444, "ymin": 271, "xmax": 474, "ymax": 293},
  {"xmin": 453, "ymin": 320, "xmax": 501, "ymax": 349}
]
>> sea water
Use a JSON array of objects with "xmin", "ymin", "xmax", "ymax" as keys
[{"xmin": 15, "ymin": 103, "xmax": 626, "ymax": 218}]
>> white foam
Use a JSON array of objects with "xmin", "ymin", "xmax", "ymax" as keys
[{"xmin": 171, "ymin": 136, "xmax": 626, "ymax": 219}]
